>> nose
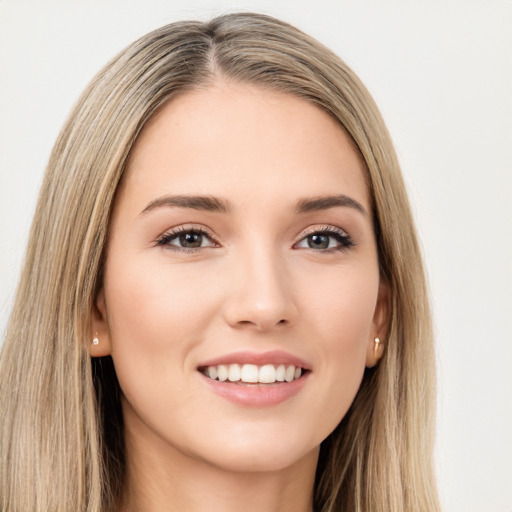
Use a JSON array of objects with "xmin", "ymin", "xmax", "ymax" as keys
[{"xmin": 222, "ymin": 247, "xmax": 299, "ymax": 332}]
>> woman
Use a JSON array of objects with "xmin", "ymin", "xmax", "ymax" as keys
[{"xmin": 0, "ymin": 12, "xmax": 440, "ymax": 512}]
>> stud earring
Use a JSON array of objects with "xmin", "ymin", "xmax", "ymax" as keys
[
  {"xmin": 92, "ymin": 334, "xmax": 99, "ymax": 346},
  {"xmin": 374, "ymin": 337, "xmax": 381, "ymax": 354}
]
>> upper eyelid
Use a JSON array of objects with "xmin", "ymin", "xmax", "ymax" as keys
[
  {"xmin": 293, "ymin": 224, "xmax": 355, "ymax": 250},
  {"xmin": 155, "ymin": 223, "xmax": 352, "ymax": 245},
  {"xmin": 156, "ymin": 224, "xmax": 219, "ymax": 244},
  {"xmin": 296, "ymin": 224, "xmax": 350, "ymax": 239}
]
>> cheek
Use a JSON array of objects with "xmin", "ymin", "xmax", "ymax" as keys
[
  {"xmin": 298, "ymin": 262, "xmax": 379, "ymax": 433},
  {"xmin": 300, "ymin": 259, "xmax": 379, "ymax": 348},
  {"xmin": 105, "ymin": 256, "xmax": 217, "ymax": 341},
  {"xmin": 102, "ymin": 256, "xmax": 219, "ymax": 399},
  {"xmin": 320, "ymin": 279, "xmax": 376, "ymax": 351}
]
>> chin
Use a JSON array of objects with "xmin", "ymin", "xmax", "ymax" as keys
[
  {"xmin": 186, "ymin": 426, "xmax": 322, "ymax": 474},
  {"xmin": 204, "ymin": 443, "xmax": 319, "ymax": 474}
]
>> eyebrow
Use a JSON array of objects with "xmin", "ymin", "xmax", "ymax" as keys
[
  {"xmin": 294, "ymin": 195, "xmax": 367, "ymax": 215},
  {"xmin": 140, "ymin": 195, "xmax": 230, "ymax": 215},
  {"xmin": 140, "ymin": 193, "xmax": 366, "ymax": 216}
]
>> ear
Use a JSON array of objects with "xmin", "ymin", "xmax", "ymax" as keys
[
  {"xmin": 90, "ymin": 287, "xmax": 113, "ymax": 357},
  {"xmin": 365, "ymin": 279, "xmax": 391, "ymax": 368}
]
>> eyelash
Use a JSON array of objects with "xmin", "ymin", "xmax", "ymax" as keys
[
  {"xmin": 295, "ymin": 225, "xmax": 355, "ymax": 252},
  {"xmin": 156, "ymin": 225, "xmax": 219, "ymax": 252},
  {"xmin": 155, "ymin": 225, "xmax": 355, "ymax": 253}
]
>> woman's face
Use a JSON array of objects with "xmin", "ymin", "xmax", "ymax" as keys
[{"xmin": 94, "ymin": 81, "xmax": 388, "ymax": 473}]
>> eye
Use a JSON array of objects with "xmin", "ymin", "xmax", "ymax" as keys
[
  {"xmin": 156, "ymin": 227, "xmax": 217, "ymax": 251},
  {"xmin": 295, "ymin": 227, "xmax": 354, "ymax": 252}
]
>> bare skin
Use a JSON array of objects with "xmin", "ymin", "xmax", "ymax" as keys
[
  {"xmin": 119, "ymin": 421, "xmax": 317, "ymax": 511},
  {"xmin": 92, "ymin": 81, "xmax": 388, "ymax": 512}
]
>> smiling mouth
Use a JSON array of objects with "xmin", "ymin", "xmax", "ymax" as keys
[{"xmin": 199, "ymin": 363, "xmax": 305, "ymax": 384}]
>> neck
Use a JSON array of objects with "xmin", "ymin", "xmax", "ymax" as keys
[{"xmin": 118, "ymin": 415, "xmax": 318, "ymax": 512}]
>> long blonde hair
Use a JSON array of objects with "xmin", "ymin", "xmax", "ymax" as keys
[{"xmin": 0, "ymin": 13, "xmax": 440, "ymax": 512}]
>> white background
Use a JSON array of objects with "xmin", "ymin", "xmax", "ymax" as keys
[{"xmin": 0, "ymin": 1, "xmax": 511, "ymax": 511}]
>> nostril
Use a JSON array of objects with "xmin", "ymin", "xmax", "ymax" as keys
[{"xmin": 233, "ymin": 318, "xmax": 289, "ymax": 330}]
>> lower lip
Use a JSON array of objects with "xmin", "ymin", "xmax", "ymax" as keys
[{"xmin": 198, "ymin": 372, "xmax": 309, "ymax": 407}]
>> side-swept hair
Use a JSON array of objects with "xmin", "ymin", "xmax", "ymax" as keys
[{"xmin": 0, "ymin": 12, "xmax": 440, "ymax": 512}]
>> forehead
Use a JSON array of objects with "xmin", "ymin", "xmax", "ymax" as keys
[{"xmin": 121, "ymin": 81, "xmax": 369, "ymax": 211}]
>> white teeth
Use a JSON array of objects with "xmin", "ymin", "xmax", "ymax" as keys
[
  {"xmin": 228, "ymin": 364, "xmax": 241, "ymax": 382},
  {"xmin": 203, "ymin": 363, "xmax": 304, "ymax": 384},
  {"xmin": 284, "ymin": 365, "xmax": 295, "ymax": 382},
  {"xmin": 240, "ymin": 364, "xmax": 259, "ymax": 383},
  {"xmin": 259, "ymin": 364, "xmax": 276, "ymax": 383},
  {"xmin": 217, "ymin": 364, "xmax": 228, "ymax": 382}
]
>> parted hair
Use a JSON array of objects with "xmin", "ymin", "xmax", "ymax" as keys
[{"xmin": 0, "ymin": 12, "xmax": 440, "ymax": 512}]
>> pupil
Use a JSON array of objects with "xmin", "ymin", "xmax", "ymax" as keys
[
  {"xmin": 308, "ymin": 234, "xmax": 329, "ymax": 249},
  {"xmin": 180, "ymin": 232, "xmax": 202, "ymax": 248}
]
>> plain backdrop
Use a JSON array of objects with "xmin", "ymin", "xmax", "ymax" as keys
[{"xmin": 0, "ymin": 1, "xmax": 511, "ymax": 511}]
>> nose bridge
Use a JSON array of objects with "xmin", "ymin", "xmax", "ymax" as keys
[{"xmin": 224, "ymin": 241, "xmax": 297, "ymax": 330}]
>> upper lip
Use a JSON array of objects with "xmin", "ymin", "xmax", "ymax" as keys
[{"xmin": 197, "ymin": 350, "xmax": 312, "ymax": 371}]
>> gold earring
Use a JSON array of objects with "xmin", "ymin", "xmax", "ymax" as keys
[
  {"xmin": 92, "ymin": 334, "xmax": 99, "ymax": 346},
  {"xmin": 374, "ymin": 337, "xmax": 381, "ymax": 355}
]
